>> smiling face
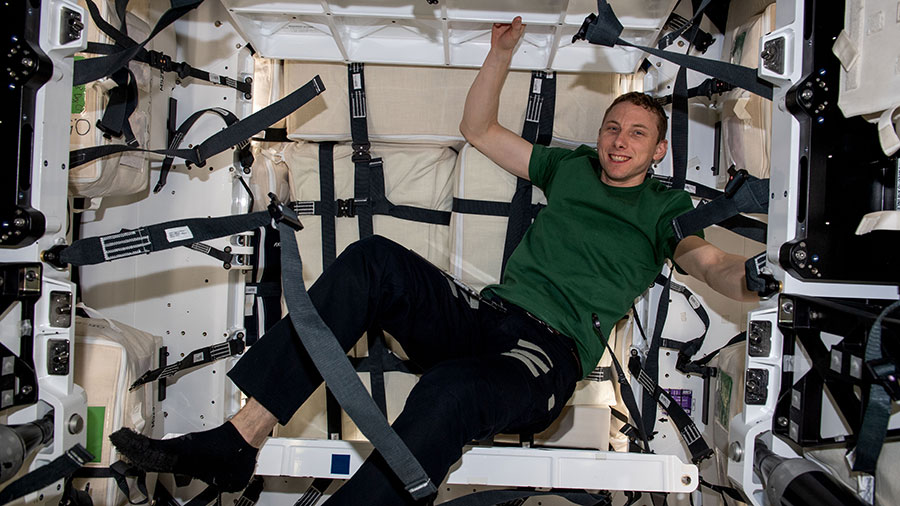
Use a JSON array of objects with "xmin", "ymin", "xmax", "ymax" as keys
[{"xmin": 596, "ymin": 101, "xmax": 669, "ymax": 188}]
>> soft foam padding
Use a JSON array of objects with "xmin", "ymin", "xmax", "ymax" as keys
[
  {"xmin": 718, "ymin": 3, "xmax": 776, "ymax": 183},
  {"xmin": 284, "ymin": 62, "xmax": 618, "ymax": 146}
]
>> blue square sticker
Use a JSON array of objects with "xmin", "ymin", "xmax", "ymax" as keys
[{"xmin": 331, "ymin": 454, "xmax": 351, "ymax": 475}]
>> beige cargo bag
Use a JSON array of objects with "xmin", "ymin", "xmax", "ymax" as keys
[
  {"xmin": 69, "ymin": 0, "xmax": 175, "ymax": 199},
  {"xmin": 72, "ymin": 309, "xmax": 163, "ymax": 506},
  {"xmin": 718, "ymin": 3, "xmax": 776, "ymax": 184},
  {"xmin": 284, "ymin": 62, "xmax": 619, "ymax": 146},
  {"xmin": 276, "ymin": 141, "xmax": 455, "ymax": 439}
]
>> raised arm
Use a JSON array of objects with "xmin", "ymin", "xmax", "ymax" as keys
[
  {"xmin": 460, "ymin": 17, "xmax": 534, "ymax": 180},
  {"xmin": 673, "ymin": 235, "xmax": 758, "ymax": 302}
]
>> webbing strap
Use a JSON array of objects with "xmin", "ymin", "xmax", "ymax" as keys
[
  {"xmin": 593, "ymin": 314, "xmax": 651, "ymax": 453},
  {"xmin": 276, "ymin": 210, "xmax": 437, "ymax": 501},
  {"xmin": 73, "ymin": 461, "xmax": 149, "ymax": 505},
  {"xmin": 671, "ymin": 67, "xmax": 689, "ymax": 190},
  {"xmin": 853, "ymin": 300, "xmax": 900, "ymax": 473},
  {"xmin": 75, "ymin": 0, "xmax": 205, "ymax": 86},
  {"xmin": 70, "ymin": 76, "xmax": 325, "ymax": 169},
  {"xmin": 294, "ymin": 477, "xmax": 331, "ymax": 506},
  {"xmin": 183, "ymin": 485, "xmax": 218, "ymax": 506},
  {"xmin": 154, "ymin": 106, "xmax": 253, "ymax": 193},
  {"xmin": 0, "ymin": 445, "xmax": 93, "ymax": 505},
  {"xmin": 440, "ymin": 488, "xmax": 611, "ymax": 506},
  {"xmin": 58, "ymin": 210, "xmax": 272, "ymax": 266},
  {"xmin": 235, "ymin": 476, "xmax": 264, "ymax": 506},
  {"xmin": 96, "ymin": 67, "xmax": 139, "ymax": 144},
  {"xmin": 574, "ymin": 0, "xmax": 773, "ymax": 100},
  {"xmin": 129, "ymin": 339, "xmax": 245, "ymax": 390},
  {"xmin": 501, "ymin": 71, "xmax": 556, "ymax": 277},
  {"xmin": 671, "ymin": 175, "xmax": 769, "ymax": 243},
  {"xmin": 653, "ymin": 274, "xmax": 712, "ymax": 376},
  {"xmin": 85, "ymin": 42, "xmax": 252, "ymax": 94},
  {"xmin": 641, "ymin": 270, "xmax": 672, "ymax": 438},
  {"xmin": 628, "ymin": 360, "xmax": 714, "ymax": 463},
  {"xmin": 317, "ymin": 142, "xmax": 338, "ymax": 269}
]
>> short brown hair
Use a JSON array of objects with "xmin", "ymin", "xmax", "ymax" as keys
[{"xmin": 603, "ymin": 92, "xmax": 668, "ymax": 143}]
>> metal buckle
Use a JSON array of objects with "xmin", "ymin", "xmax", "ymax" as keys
[
  {"xmin": 351, "ymin": 143, "xmax": 371, "ymax": 163},
  {"xmin": 268, "ymin": 193, "xmax": 303, "ymax": 231}
]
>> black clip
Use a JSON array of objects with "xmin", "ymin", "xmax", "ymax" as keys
[
  {"xmin": 351, "ymin": 143, "xmax": 371, "ymax": 163},
  {"xmin": 572, "ymin": 13, "xmax": 597, "ymax": 43},
  {"xmin": 268, "ymin": 193, "xmax": 303, "ymax": 231},
  {"xmin": 147, "ymin": 50, "xmax": 172, "ymax": 71},
  {"xmin": 724, "ymin": 166, "xmax": 749, "ymax": 198},
  {"xmin": 336, "ymin": 198, "xmax": 356, "ymax": 218},
  {"xmin": 866, "ymin": 358, "xmax": 899, "ymax": 401},
  {"xmin": 187, "ymin": 145, "xmax": 207, "ymax": 168}
]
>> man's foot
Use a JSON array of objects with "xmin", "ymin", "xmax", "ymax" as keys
[{"xmin": 109, "ymin": 422, "xmax": 258, "ymax": 492}]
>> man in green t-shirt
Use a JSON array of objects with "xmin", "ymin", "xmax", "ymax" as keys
[
  {"xmin": 461, "ymin": 16, "xmax": 757, "ymax": 379},
  {"xmin": 109, "ymin": 16, "xmax": 758, "ymax": 506}
]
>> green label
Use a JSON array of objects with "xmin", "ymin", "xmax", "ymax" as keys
[
  {"xmin": 71, "ymin": 55, "xmax": 86, "ymax": 114},
  {"xmin": 86, "ymin": 406, "xmax": 105, "ymax": 463},
  {"xmin": 716, "ymin": 372, "xmax": 733, "ymax": 430}
]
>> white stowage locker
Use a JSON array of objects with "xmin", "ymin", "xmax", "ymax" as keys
[
  {"xmin": 72, "ymin": 311, "xmax": 163, "ymax": 506},
  {"xmin": 69, "ymin": 0, "xmax": 176, "ymax": 199}
]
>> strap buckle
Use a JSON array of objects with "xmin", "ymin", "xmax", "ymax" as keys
[
  {"xmin": 268, "ymin": 193, "xmax": 303, "ymax": 231},
  {"xmin": 147, "ymin": 50, "xmax": 172, "ymax": 71},
  {"xmin": 724, "ymin": 167, "xmax": 750, "ymax": 198},
  {"xmin": 352, "ymin": 143, "xmax": 371, "ymax": 163},
  {"xmin": 866, "ymin": 358, "xmax": 899, "ymax": 401},
  {"xmin": 336, "ymin": 198, "xmax": 357, "ymax": 218}
]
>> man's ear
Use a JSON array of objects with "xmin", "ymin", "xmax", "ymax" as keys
[{"xmin": 653, "ymin": 139, "xmax": 669, "ymax": 163}]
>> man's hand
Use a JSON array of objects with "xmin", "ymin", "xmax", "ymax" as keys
[{"xmin": 491, "ymin": 16, "xmax": 526, "ymax": 53}]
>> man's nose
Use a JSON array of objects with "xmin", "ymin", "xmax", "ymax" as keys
[{"xmin": 613, "ymin": 132, "xmax": 627, "ymax": 148}]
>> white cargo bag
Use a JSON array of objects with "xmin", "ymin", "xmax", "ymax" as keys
[
  {"xmin": 69, "ymin": 0, "xmax": 175, "ymax": 198},
  {"xmin": 284, "ymin": 62, "xmax": 619, "ymax": 146},
  {"xmin": 72, "ymin": 310, "xmax": 163, "ymax": 506}
]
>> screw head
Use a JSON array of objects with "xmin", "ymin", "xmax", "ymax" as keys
[
  {"xmin": 68, "ymin": 414, "xmax": 84, "ymax": 434},
  {"xmin": 777, "ymin": 416, "xmax": 789, "ymax": 427},
  {"xmin": 781, "ymin": 299, "xmax": 794, "ymax": 315},
  {"xmin": 728, "ymin": 441, "xmax": 743, "ymax": 461}
]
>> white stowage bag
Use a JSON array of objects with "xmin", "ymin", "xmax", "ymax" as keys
[
  {"xmin": 718, "ymin": 3, "xmax": 776, "ymax": 184},
  {"xmin": 283, "ymin": 62, "xmax": 618, "ymax": 146},
  {"xmin": 72, "ymin": 309, "xmax": 163, "ymax": 506},
  {"xmin": 69, "ymin": 0, "xmax": 175, "ymax": 199}
]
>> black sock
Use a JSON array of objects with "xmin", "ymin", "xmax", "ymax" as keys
[{"xmin": 109, "ymin": 421, "xmax": 258, "ymax": 492}]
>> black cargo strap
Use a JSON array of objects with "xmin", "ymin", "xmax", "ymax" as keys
[
  {"xmin": 72, "ymin": 461, "xmax": 150, "ymax": 504},
  {"xmin": 235, "ymin": 476, "xmax": 264, "ymax": 506},
  {"xmin": 56, "ymin": 210, "xmax": 273, "ymax": 266},
  {"xmin": 440, "ymin": 488, "xmax": 611, "ymax": 506},
  {"xmin": 452, "ymin": 199, "xmax": 545, "ymax": 220},
  {"xmin": 592, "ymin": 314, "xmax": 651, "ymax": 454},
  {"xmin": 628, "ymin": 356, "xmax": 713, "ymax": 463},
  {"xmin": 294, "ymin": 477, "xmax": 331, "ymax": 506},
  {"xmin": 655, "ymin": 77, "xmax": 735, "ymax": 106},
  {"xmin": 74, "ymin": 0, "xmax": 205, "ymax": 86},
  {"xmin": 70, "ymin": 75, "xmax": 324, "ymax": 169},
  {"xmin": 640, "ymin": 270, "xmax": 672, "ymax": 439},
  {"xmin": 183, "ymin": 485, "xmax": 219, "ymax": 506},
  {"xmin": 275, "ymin": 198, "xmax": 437, "ymax": 501},
  {"xmin": 129, "ymin": 338, "xmax": 245, "ymax": 390},
  {"xmin": 0, "ymin": 445, "xmax": 94, "ymax": 505},
  {"xmin": 244, "ymin": 228, "xmax": 282, "ymax": 346},
  {"xmin": 853, "ymin": 300, "xmax": 900, "ymax": 474},
  {"xmin": 94, "ymin": 67, "xmax": 140, "ymax": 145},
  {"xmin": 652, "ymin": 274, "xmax": 713, "ymax": 377},
  {"xmin": 671, "ymin": 169, "xmax": 769, "ymax": 243},
  {"xmin": 85, "ymin": 42, "xmax": 251, "ymax": 95},
  {"xmin": 153, "ymin": 104, "xmax": 254, "ymax": 193},
  {"xmin": 572, "ymin": 0, "xmax": 773, "ymax": 100},
  {"xmin": 79, "ymin": 0, "xmax": 251, "ymax": 95}
]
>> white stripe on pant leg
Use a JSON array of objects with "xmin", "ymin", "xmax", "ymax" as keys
[
  {"xmin": 548, "ymin": 394, "xmax": 555, "ymax": 412},
  {"xmin": 502, "ymin": 351, "xmax": 540, "ymax": 377},
  {"xmin": 516, "ymin": 339, "xmax": 554, "ymax": 370}
]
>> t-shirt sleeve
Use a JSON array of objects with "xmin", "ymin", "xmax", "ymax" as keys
[
  {"xmin": 528, "ymin": 144, "xmax": 574, "ymax": 194},
  {"xmin": 657, "ymin": 190, "xmax": 704, "ymax": 265}
]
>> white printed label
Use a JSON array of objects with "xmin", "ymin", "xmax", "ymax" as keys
[
  {"xmin": 193, "ymin": 352, "xmax": 205, "ymax": 362},
  {"xmin": 165, "ymin": 226, "xmax": 194, "ymax": 242},
  {"xmin": 532, "ymin": 78, "xmax": 542, "ymax": 94},
  {"xmin": 352, "ymin": 73, "xmax": 362, "ymax": 90},
  {"xmin": 208, "ymin": 73, "xmax": 221, "ymax": 83}
]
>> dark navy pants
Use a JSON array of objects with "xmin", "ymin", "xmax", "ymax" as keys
[{"xmin": 228, "ymin": 236, "xmax": 580, "ymax": 505}]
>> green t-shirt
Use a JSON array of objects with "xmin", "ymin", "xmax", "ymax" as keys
[{"xmin": 485, "ymin": 144, "xmax": 697, "ymax": 378}]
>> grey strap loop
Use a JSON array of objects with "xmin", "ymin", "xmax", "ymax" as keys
[{"xmin": 276, "ymin": 207, "xmax": 436, "ymax": 501}]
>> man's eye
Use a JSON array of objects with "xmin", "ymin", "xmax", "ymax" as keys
[{"xmin": 633, "ymin": 130, "xmax": 645, "ymax": 136}]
